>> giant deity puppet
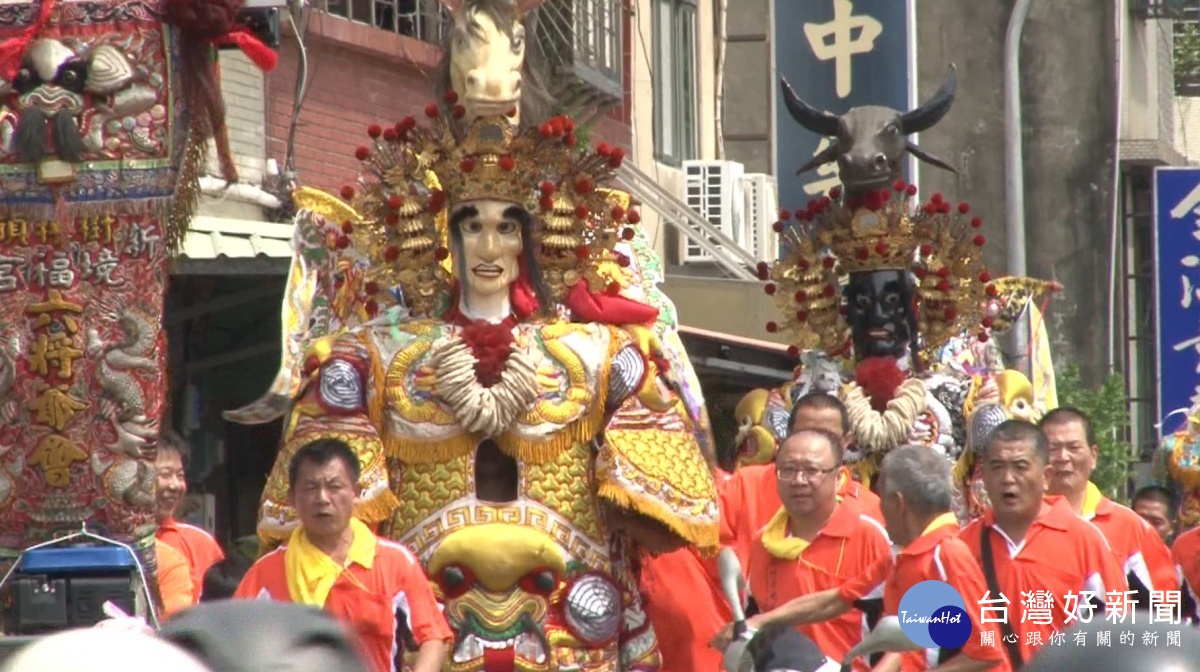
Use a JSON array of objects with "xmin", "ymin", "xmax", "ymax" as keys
[
  {"xmin": 0, "ymin": 0, "xmax": 273, "ymax": 599},
  {"xmin": 236, "ymin": 2, "xmax": 720, "ymax": 669},
  {"xmin": 225, "ymin": 0, "xmax": 717, "ymax": 466},
  {"xmin": 733, "ymin": 67, "xmax": 1060, "ymax": 520}
]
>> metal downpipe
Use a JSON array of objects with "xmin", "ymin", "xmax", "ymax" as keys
[{"xmin": 1005, "ymin": 0, "xmax": 1035, "ymax": 376}]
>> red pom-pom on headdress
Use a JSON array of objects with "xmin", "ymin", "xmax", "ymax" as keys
[{"xmin": 853, "ymin": 357, "xmax": 907, "ymax": 412}]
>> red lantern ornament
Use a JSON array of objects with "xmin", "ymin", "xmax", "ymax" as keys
[
  {"xmin": 539, "ymin": 196, "xmax": 554, "ymax": 211},
  {"xmin": 764, "ymin": 283, "xmax": 777, "ymax": 295},
  {"xmin": 341, "ymin": 221, "xmax": 354, "ymax": 234},
  {"xmin": 336, "ymin": 236, "xmax": 350, "ymax": 250},
  {"xmin": 893, "ymin": 180, "xmax": 907, "ymax": 192},
  {"xmin": 539, "ymin": 123, "xmax": 554, "ymax": 138},
  {"xmin": 906, "ymin": 184, "xmax": 918, "ymax": 196},
  {"xmin": 596, "ymin": 142, "xmax": 612, "ymax": 156},
  {"xmin": 766, "ymin": 321, "xmax": 779, "ymax": 333},
  {"xmin": 978, "ymin": 270, "xmax": 992, "ymax": 283},
  {"xmin": 973, "ymin": 234, "xmax": 987, "ymax": 247},
  {"xmin": 340, "ymin": 185, "xmax": 355, "ymax": 200},
  {"xmin": 986, "ymin": 285, "xmax": 999, "ymax": 297},
  {"xmin": 434, "ymin": 247, "xmax": 450, "ymax": 261},
  {"xmin": 787, "ymin": 345, "xmax": 800, "ymax": 358},
  {"xmin": 382, "ymin": 127, "xmax": 398, "ymax": 142},
  {"xmin": 874, "ymin": 241, "xmax": 888, "ymax": 255},
  {"xmin": 460, "ymin": 158, "xmax": 476, "ymax": 173},
  {"xmin": 388, "ymin": 194, "xmax": 403, "ymax": 210},
  {"xmin": 794, "ymin": 290, "xmax": 807, "ymax": 302},
  {"xmin": 574, "ymin": 204, "xmax": 590, "ymax": 219},
  {"xmin": 621, "ymin": 227, "xmax": 636, "ymax": 241},
  {"xmin": 971, "ymin": 217, "xmax": 983, "ymax": 228},
  {"xmin": 428, "ymin": 190, "xmax": 447, "ymax": 213},
  {"xmin": 354, "ymin": 146, "xmax": 370, "ymax": 161},
  {"xmin": 958, "ymin": 202, "xmax": 970, "ymax": 214},
  {"xmin": 611, "ymin": 206, "xmax": 626, "ymax": 221},
  {"xmin": 574, "ymin": 178, "xmax": 594, "ymax": 194},
  {"xmin": 756, "ymin": 262, "xmax": 770, "ymax": 280},
  {"xmin": 822, "ymin": 257, "xmax": 836, "ymax": 269},
  {"xmin": 443, "ymin": 90, "xmax": 459, "ymax": 105},
  {"xmin": 383, "ymin": 245, "xmax": 400, "ymax": 261},
  {"xmin": 931, "ymin": 193, "xmax": 943, "ymax": 204},
  {"xmin": 772, "ymin": 221, "xmax": 785, "ymax": 233},
  {"xmin": 424, "ymin": 104, "xmax": 439, "ymax": 118},
  {"xmin": 607, "ymin": 282, "xmax": 622, "ymax": 296},
  {"xmin": 499, "ymin": 155, "xmax": 515, "ymax": 171},
  {"xmin": 937, "ymin": 267, "xmax": 950, "ymax": 278},
  {"xmin": 616, "ymin": 254, "xmax": 631, "ymax": 268},
  {"xmin": 982, "ymin": 317, "xmax": 995, "ymax": 329},
  {"xmin": 978, "ymin": 332, "xmax": 990, "ymax": 343},
  {"xmin": 397, "ymin": 116, "xmax": 417, "ymax": 133},
  {"xmin": 920, "ymin": 244, "xmax": 933, "ymax": 256},
  {"xmin": 627, "ymin": 210, "xmax": 641, "ymax": 224},
  {"xmin": 452, "ymin": 104, "xmax": 466, "ymax": 119},
  {"xmin": 796, "ymin": 310, "xmax": 809, "ymax": 322},
  {"xmin": 367, "ymin": 124, "xmax": 382, "ymax": 139},
  {"xmin": 937, "ymin": 279, "xmax": 951, "ymax": 292},
  {"xmin": 779, "ymin": 208, "xmax": 791, "ymax": 221},
  {"xmin": 829, "ymin": 186, "xmax": 842, "ymax": 200},
  {"xmin": 540, "ymin": 181, "xmax": 557, "ymax": 195}
]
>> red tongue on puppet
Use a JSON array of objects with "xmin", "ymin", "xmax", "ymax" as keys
[{"xmin": 483, "ymin": 646, "xmax": 516, "ymax": 672}]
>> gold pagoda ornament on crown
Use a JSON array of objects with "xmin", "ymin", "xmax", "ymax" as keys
[
  {"xmin": 760, "ymin": 180, "xmax": 994, "ymax": 364},
  {"xmin": 328, "ymin": 91, "xmax": 639, "ymax": 319}
]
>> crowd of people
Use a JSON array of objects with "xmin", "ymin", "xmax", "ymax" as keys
[{"xmin": 47, "ymin": 392, "xmax": 1188, "ymax": 672}]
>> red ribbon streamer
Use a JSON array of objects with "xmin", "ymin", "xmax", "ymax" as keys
[
  {"xmin": 213, "ymin": 28, "xmax": 278, "ymax": 73},
  {"xmin": 0, "ymin": 0, "xmax": 56, "ymax": 82}
]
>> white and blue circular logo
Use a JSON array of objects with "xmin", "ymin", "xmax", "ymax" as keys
[{"xmin": 897, "ymin": 580, "xmax": 972, "ymax": 650}]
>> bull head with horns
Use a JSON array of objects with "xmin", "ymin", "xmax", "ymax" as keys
[{"xmin": 781, "ymin": 64, "xmax": 958, "ymax": 200}]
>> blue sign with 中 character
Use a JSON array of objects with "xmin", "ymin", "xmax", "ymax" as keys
[
  {"xmin": 1153, "ymin": 167, "xmax": 1200, "ymax": 433},
  {"xmin": 773, "ymin": 0, "xmax": 913, "ymax": 212}
]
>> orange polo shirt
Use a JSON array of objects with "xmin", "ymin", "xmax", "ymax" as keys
[
  {"xmin": 234, "ymin": 536, "xmax": 453, "ymax": 672},
  {"xmin": 157, "ymin": 518, "xmax": 225, "ymax": 602},
  {"xmin": 747, "ymin": 500, "xmax": 891, "ymax": 672},
  {"xmin": 1085, "ymin": 496, "xmax": 1178, "ymax": 601},
  {"xmin": 839, "ymin": 517, "xmax": 1011, "ymax": 672},
  {"xmin": 719, "ymin": 464, "xmax": 883, "ymax": 572},
  {"xmin": 959, "ymin": 497, "xmax": 1128, "ymax": 665},
  {"xmin": 156, "ymin": 539, "xmax": 195, "ymax": 619},
  {"xmin": 640, "ymin": 546, "xmax": 732, "ymax": 672},
  {"xmin": 1171, "ymin": 526, "xmax": 1200, "ymax": 622}
]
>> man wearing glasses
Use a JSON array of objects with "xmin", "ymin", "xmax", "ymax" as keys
[{"xmin": 733, "ymin": 428, "xmax": 892, "ymax": 672}]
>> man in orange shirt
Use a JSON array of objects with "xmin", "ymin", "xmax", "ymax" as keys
[
  {"xmin": 959, "ymin": 421, "xmax": 1128, "ymax": 667},
  {"xmin": 715, "ymin": 445, "xmax": 1009, "ymax": 672},
  {"xmin": 235, "ymin": 438, "xmax": 451, "ymax": 672},
  {"xmin": 720, "ymin": 393, "xmax": 884, "ymax": 572},
  {"xmin": 155, "ymin": 430, "xmax": 225, "ymax": 602},
  {"xmin": 719, "ymin": 428, "xmax": 892, "ymax": 671},
  {"xmin": 1039, "ymin": 408, "xmax": 1178, "ymax": 606},
  {"xmin": 1170, "ymin": 524, "xmax": 1200, "ymax": 623},
  {"xmin": 156, "ymin": 538, "xmax": 195, "ymax": 619},
  {"xmin": 639, "ymin": 545, "xmax": 733, "ymax": 672}
]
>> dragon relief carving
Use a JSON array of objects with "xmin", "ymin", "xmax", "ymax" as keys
[
  {"xmin": 0, "ymin": 332, "xmax": 23, "ymax": 509},
  {"xmin": 86, "ymin": 305, "xmax": 158, "ymax": 507}
]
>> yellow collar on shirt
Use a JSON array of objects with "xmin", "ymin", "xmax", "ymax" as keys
[
  {"xmin": 1081, "ymin": 481, "xmax": 1103, "ymax": 520},
  {"xmin": 284, "ymin": 518, "xmax": 376, "ymax": 607}
]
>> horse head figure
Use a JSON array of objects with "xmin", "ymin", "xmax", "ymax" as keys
[
  {"xmin": 781, "ymin": 64, "xmax": 958, "ymax": 202},
  {"xmin": 435, "ymin": 0, "xmax": 551, "ymax": 125}
]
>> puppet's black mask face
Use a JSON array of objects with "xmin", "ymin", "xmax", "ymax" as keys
[{"xmin": 844, "ymin": 270, "xmax": 916, "ymax": 360}]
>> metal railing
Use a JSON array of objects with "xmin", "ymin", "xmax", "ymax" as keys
[
  {"xmin": 537, "ymin": 0, "xmax": 624, "ymax": 102},
  {"xmin": 317, "ymin": 0, "xmax": 447, "ymax": 43},
  {"xmin": 615, "ymin": 163, "xmax": 758, "ymax": 281}
]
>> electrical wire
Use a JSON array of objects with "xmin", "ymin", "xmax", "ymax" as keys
[{"xmin": 283, "ymin": 0, "xmax": 313, "ymax": 189}]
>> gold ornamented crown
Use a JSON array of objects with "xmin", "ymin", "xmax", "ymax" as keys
[
  {"xmin": 762, "ymin": 182, "xmax": 996, "ymax": 363},
  {"xmin": 328, "ymin": 93, "xmax": 638, "ymax": 318}
]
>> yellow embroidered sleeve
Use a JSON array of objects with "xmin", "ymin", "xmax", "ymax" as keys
[{"xmin": 257, "ymin": 332, "xmax": 398, "ymax": 552}]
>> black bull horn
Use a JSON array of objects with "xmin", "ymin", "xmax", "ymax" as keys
[{"xmin": 781, "ymin": 64, "xmax": 958, "ymax": 176}]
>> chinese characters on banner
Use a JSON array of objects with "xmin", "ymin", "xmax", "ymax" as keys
[
  {"xmin": 773, "ymin": 0, "xmax": 911, "ymax": 217},
  {"xmin": 1152, "ymin": 168, "xmax": 1200, "ymax": 429},
  {"xmin": 0, "ymin": 214, "xmax": 166, "ymax": 546},
  {"xmin": 975, "ymin": 589, "xmax": 1184, "ymax": 650}
]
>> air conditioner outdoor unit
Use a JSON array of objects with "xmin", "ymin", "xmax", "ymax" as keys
[
  {"xmin": 679, "ymin": 160, "xmax": 745, "ymax": 263},
  {"xmin": 742, "ymin": 173, "xmax": 780, "ymax": 263}
]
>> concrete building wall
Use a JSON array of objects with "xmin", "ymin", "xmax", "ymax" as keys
[
  {"xmin": 911, "ymin": 0, "xmax": 1119, "ymax": 385},
  {"xmin": 722, "ymin": 0, "xmax": 773, "ymax": 175},
  {"xmin": 218, "ymin": 51, "xmax": 268, "ymax": 185}
]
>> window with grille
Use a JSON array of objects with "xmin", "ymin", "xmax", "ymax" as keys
[
  {"xmin": 1174, "ymin": 1, "xmax": 1200, "ymax": 94},
  {"xmin": 1120, "ymin": 169, "xmax": 1160, "ymax": 459},
  {"xmin": 652, "ymin": 0, "xmax": 698, "ymax": 166},
  {"xmin": 318, "ymin": 0, "xmax": 445, "ymax": 43}
]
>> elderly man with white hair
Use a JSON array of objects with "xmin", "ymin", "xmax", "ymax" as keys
[{"xmin": 0, "ymin": 628, "xmax": 210, "ymax": 672}]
